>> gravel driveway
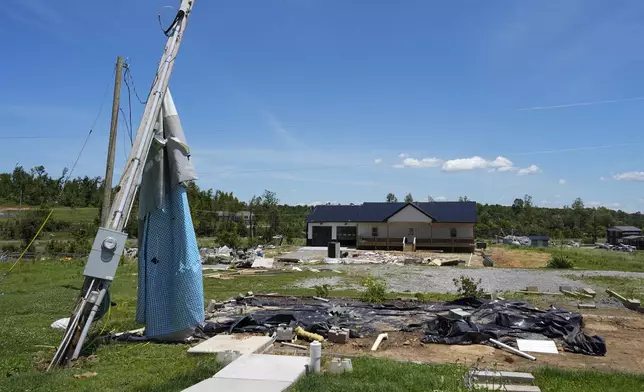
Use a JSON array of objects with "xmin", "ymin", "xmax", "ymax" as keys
[{"xmin": 313, "ymin": 265, "xmax": 644, "ymax": 294}]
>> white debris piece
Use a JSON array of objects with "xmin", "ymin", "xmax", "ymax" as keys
[{"xmin": 51, "ymin": 317, "xmax": 70, "ymax": 330}]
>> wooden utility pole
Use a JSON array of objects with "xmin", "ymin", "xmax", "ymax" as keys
[{"xmin": 101, "ymin": 56, "xmax": 124, "ymax": 226}]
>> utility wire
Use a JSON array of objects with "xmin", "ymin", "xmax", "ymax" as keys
[{"xmin": 119, "ymin": 107, "xmax": 133, "ymax": 145}]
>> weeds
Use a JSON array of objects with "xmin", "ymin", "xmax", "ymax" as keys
[
  {"xmin": 361, "ymin": 275, "xmax": 387, "ymax": 303},
  {"xmin": 452, "ymin": 276, "xmax": 485, "ymax": 298},
  {"xmin": 313, "ymin": 284, "xmax": 330, "ymax": 298}
]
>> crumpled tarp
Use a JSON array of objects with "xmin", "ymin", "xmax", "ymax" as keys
[
  {"xmin": 203, "ymin": 297, "xmax": 606, "ymax": 356},
  {"xmin": 416, "ymin": 298, "xmax": 606, "ymax": 356}
]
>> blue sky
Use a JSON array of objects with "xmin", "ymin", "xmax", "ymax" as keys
[{"xmin": 1, "ymin": 0, "xmax": 643, "ymax": 210}]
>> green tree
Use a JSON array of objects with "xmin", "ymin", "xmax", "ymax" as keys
[
  {"xmin": 386, "ymin": 193, "xmax": 398, "ymax": 202},
  {"xmin": 458, "ymin": 196, "xmax": 469, "ymax": 202},
  {"xmin": 404, "ymin": 193, "xmax": 413, "ymax": 203}
]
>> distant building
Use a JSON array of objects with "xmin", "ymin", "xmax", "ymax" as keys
[
  {"xmin": 215, "ymin": 211, "xmax": 253, "ymax": 223},
  {"xmin": 606, "ymin": 226, "xmax": 642, "ymax": 246},
  {"xmin": 305, "ymin": 201, "xmax": 477, "ymax": 252},
  {"xmin": 528, "ymin": 235, "xmax": 549, "ymax": 247}
]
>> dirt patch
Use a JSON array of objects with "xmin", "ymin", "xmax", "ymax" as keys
[
  {"xmin": 487, "ymin": 247, "xmax": 550, "ymax": 268},
  {"xmin": 275, "ymin": 309, "xmax": 644, "ymax": 374}
]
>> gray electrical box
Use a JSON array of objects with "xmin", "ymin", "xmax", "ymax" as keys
[{"xmin": 83, "ymin": 227, "xmax": 128, "ymax": 281}]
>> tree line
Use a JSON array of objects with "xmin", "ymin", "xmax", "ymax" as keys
[{"xmin": 1, "ymin": 167, "xmax": 643, "ymax": 251}]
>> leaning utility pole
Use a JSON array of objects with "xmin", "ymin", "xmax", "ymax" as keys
[
  {"xmin": 101, "ymin": 56, "xmax": 124, "ymax": 227},
  {"xmin": 49, "ymin": 0, "xmax": 196, "ymax": 369}
]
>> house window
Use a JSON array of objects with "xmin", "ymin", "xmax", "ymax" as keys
[
  {"xmin": 450, "ymin": 228, "xmax": 457, "ymax": 238},
  {"xmin": 408, "ymin": 228, "xmax": 415, "ymax": 236},
  {"xmin": 372, "ymin": 227, "xmax": 379, "ymax": 237}
]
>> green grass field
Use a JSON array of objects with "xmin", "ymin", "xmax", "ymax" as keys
[
  {"xmin": 1, "ymin": 260, "xmax": 644, "ymax": 391},
  {"xmin": 291, "ymin": 358, "xmax": 644, "ymax": 392},
  {"xmin": 494, "ymin": 244, "xmax": 644, "ymax": 272},
  {"xmin": 565, "ymin": 275, "xmax": 644, "ymax": 302}
]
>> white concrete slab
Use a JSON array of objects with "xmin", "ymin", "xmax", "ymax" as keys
[
  {"xmin": 213, "ymin": 354, "xmax": 308, "ymax": 383},
  {"xmin": 251, "ymin": 258, "xmax": 274, "ymax": 268},
  {"xmin": 517, "ymin": 339, "xmax": 558, "ymax": 354},
  {"xmin": 187, "ymin": 335, "xmax": 273, "ymax": 355},
  {"xmin": 183, "ymin": 377, "xmax": 292, "ymax": 392}
]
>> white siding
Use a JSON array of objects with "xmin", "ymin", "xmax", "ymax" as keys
[{"xmin": 387, "ymin": 205, "xmax": 432, "ymax": 223}]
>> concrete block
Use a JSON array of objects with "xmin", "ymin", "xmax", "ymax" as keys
[
  {"xmin": 470, "ymin": 370, "xmax": 535, "ymax": 385},
  {"xmin": 473, "ymin": 384, "xmax": 540, "ymax": 392},
  {"xmin": 188, "ymin": 335, "xmax": 273, "ymax": 355},
  {"xmin": 559, "ymin": 285, "xmax": 572, "ymax": 293},
  {"xmin": 578, "ymin": 303, "xmax": 596, "ymax": 309},
  {"xmin": 449, "ymin": 308, "xmax": 472, "ymax": 320},
  {"xmin": 275, "ymin": 325, "xmax": 295, "ymax": 342},
  {"xmin": 328, "ymin": 327, "xmax": 350, "ymax": 344},
  {"xmin": 626, "ymin": 299, "xmax": 641, "ymax": 310},
  {"xmin": 525, "ymin": 286, "xmax": 538, "ymax": 292},
  {"xmin": 561, "ymin": 290, "xmax": 581, "ymax": 298}
]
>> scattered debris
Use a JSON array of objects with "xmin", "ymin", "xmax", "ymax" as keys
[
  {"xmin": 490, "ymin": 338, "xmax": 536, "ymax": 361},
  {"xmin": 448, "ymin": 308, "xmax": 472, "ymax": 320},
  {"xmin": 371, "ymin": 333, "xmax": 388, "ymax": 351},
  {"xmin": 312, "ymin": 296, "xmax": 330, "ymax": 302},
  {"xmin": 73, "ymin": 372, "xmax": 97, "ymax": 379},
  {"xmin": 517, "ymin": 339, "xmax": 558, "ymax": 354},
  {"xmin": 516, "ymin": 291, "xmax": 563, "ymax": 296},
  {"xmin": 578, "ymin": 303, "xmax": 597, "ymax": 309},
  {"xmin": 50, "ymin": 317, "xmax": 70, "ymax": 330},
  {"xmin": 295, "ymin": 326, "xmax": 324, "ymax": 342},
  {"xmin": 251, "ymin": 258, "xmax": 274, "ymax": 269},
  {"xmin": 582, "ymin": 288, "xmax": 596, "ymax": 297},
  {"xmin": 469, "ymin": 370, "xmax": 540, "ymax": 392},
  {"xmin": 281, "ymin": 342, "xmax": 307, "ymax": 350}
]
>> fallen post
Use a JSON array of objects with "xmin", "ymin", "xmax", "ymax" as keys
[
  {"xmin": 489, "ymin": 338, "xmax": 536, "ymax": 361},
  {"xmin": 606, "ymin": 289, "xmax": 627, "ymax": 302},
  {"xmin": 516, "ymin": 291, "xmax": 563, "ymax": 296},
  {"xmin": 281, "ymin": 342, "xmax": 307, "ymax": 350}
]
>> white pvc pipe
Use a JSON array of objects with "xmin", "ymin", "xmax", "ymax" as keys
[
  {"xmin": 371, "ymin": 333, "xmax": 388, "ymax": 351},
  {"xmin": 309, "ymin": 341, "xmax": 321, "ymax": 373},
  {"xmin": 489, "ymin": 338, "xmax": 536, "ymax": 361}
]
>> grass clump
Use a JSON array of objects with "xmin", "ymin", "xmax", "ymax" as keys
[
  {"xmin": 452, "ymin": 275, "xmax": 485, "ymax": 298},
  {"xmin": 548, "ymin": 254, "xmax": 573, "ymax": 269}
]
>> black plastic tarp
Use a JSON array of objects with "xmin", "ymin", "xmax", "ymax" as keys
[
  {"xmin": 201, "ymin": 297, "xmax": 606, "ymax": 356},
  {"xmin": 419, "ymin": 299, "xmax": 606, "ymax": 356}
]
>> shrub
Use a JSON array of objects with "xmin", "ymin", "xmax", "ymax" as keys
[
  {"xmin": 1, "ymin": 243, "xmax": 19, "ymax": 253},
  {"xmin": 313, "ymin": 284, "xmax": 330, "ymax": 298},
  {"xmin": 414, "ymin": 292, "xmax": 427, "ymax": 302},
  {"xmin": 452, "ymin": 275, "xmax": 485, "ymax": 298},
  {"xmin": 45, "ymin": 240, "xmax": 67, "ymax": 254},
  {"xmin": 547, "ymin": 254, "xmax": 573, "ymax": 269},
  {"xmin": 360, "ymin": 275, "xmax": 387, "ymax": 303}
]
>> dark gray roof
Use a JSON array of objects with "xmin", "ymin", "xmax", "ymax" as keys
[
  {"xmin": 306, "ymin": 201, "xmax": 477, "ymax": 223},
  {"xmin": 529, "ymin": 235, "xmax": 549, "ymax": 241},
  {"xmin": 607, "ymin": 226, "xmax": 641, "ymax": 232},
  {"xmin": 623, "ymin": 235, "xmax": 644, "ymax": 240}
]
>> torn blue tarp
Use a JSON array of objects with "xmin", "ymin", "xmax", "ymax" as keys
[{"xmin": 136, "ymin": 90, "xmax": 203, "ymax": 340}]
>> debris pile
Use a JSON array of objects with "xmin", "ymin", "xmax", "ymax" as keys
[{"xmin": 200, "ymin": 296, "xmax": 606, "ymax": 357}]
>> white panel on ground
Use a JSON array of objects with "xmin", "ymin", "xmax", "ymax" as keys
[
  {"xmin": 516, "ymin": 339, "xmax": 558, "ymax": 354},
  {"xmin": 251, "ymin": 258, "xmax": 274, "ymax": 268},
  {"xmin": 213, "ymin": 354, "xmax": 308, "ymax": 382},
  {"xmin": 187, "ymin": 335, "xmax": 273, "ymax": 355},
  {"xmin": 182, "ymin": 378, "xmax": 292, "ymax": 392}
]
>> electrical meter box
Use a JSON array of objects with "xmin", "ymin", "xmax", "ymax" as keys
[{"xmin": 83, "ymin": 227, "xmax": 128, "ymax": 281}]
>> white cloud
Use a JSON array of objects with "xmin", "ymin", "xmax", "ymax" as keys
[
  {"xmin": 434, "ymin": 196, "xmax": 447, "ymax": 201},
  {"xmin": 558, "ymin": 179, "xmax": 567, "ymax": 185},
  {"xmin": 398, "ymin": 153, "xmax": 409, "ymax": 158},
  {"xmin": 441, "ymin": 155, "xmax": 515, "ymax": 172},
  {"xmin": 374, "ymin": 158, "xmax": 383, "ymax": 164},
  {"xmin": 441, "ymin": 156, "xmax": 489, "ymax": 172},
  {"xmin": 613, "ymin": 171, "xmax": 644, "ymax": 182},
  {"xmin": 401, "ymin": 157, "xmax": 443, "ymax": 168},
  {"xmin": 517, "ymin": 165, "xmax": 541, "ymax": 176},
  {"xmin": 393, "ymin": 164, "xmax": 405, "ymax": 169}
]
